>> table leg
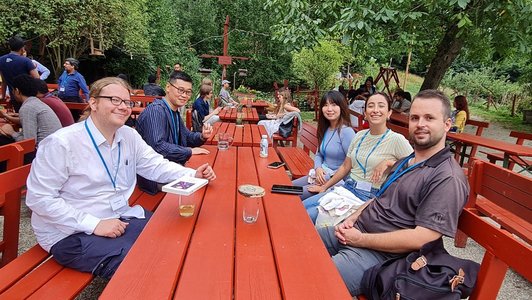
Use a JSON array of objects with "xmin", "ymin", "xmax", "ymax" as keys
[{"xmin": 503, "ymin": 154, "xmax": 510, "ymax": 169}]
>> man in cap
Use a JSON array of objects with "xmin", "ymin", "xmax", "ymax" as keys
[
  {"xmin": 57, "ymin": 57, "xmax": 89, "ymax": 103},
  {"xmin": 219, "ymin": 79, "xmax": 238, "ymax": 107}
]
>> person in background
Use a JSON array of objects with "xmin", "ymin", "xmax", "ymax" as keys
[
  {"xmin": 355, "ymin": 77, "xmax": 376, "ymax": 100},
  {"xmin": 35, "ymin": 79, "xmax": 74, "ymax": 127},
  {"xmin": 57, "ymin": 57, "xmax": 89, "ymax": 103},
  {"xmin": 136, "ymin": 71, "xmax": 213, "ymax": 194},
  {"xmin": 0, "ymin": 75, "xmax": 61, "ymax": 160},
  {"xmin": 450, "ymin": 95, "xmax": 469, "ymax": 133},
  {"xmin": 25, "ymin": 76, "xmax": 215, "ymax": 279},
  {"xmin": 257, "ymin": 88, "xmax": 300, "ymax": 137},
  {"xmin": 391, "ymin": 89, "xmax": 411, "ymax": 114},
  {"xmin": 0, "ymin": 35, "xmax": 39, "ymax": 114},
  {"xmin": 303, "ymin": 92, "xmax": 413, "ymax": 223},
  {"xmin": 117, "ymin": 74, "xmax": 129, "ymax": 83},
  {"xmin": 293, "ymin": 91, "xmax": 356, "ymax": 200},
  {"xmin": 219, "ymin": 79, "xmax": 238, "ymax": 107},
  {"xmin": 143, "ymin": 74, "xmax": 165, "ymax": 97},
  {"xmin": 192, "ymin": 84, "xmax": 221, "ymax": 131},
  {"xmin": 23, "ymin": 52, "xmax": 50, "ymax": 80},
  {"xmin": 318, "ymin": 90, "xmax": 468, "ymax": 296},
  {"xmin": 174, "ymin": 63, "xmax": 182, "ymax": 72}
]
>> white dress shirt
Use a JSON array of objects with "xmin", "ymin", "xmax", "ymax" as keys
[{"xmin": 26, "ymin": 117, "xmax": 196, "ymax": 252}]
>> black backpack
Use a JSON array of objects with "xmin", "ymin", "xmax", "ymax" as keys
[{"xmin": 361, "ymin": 238, "xmax": 479, "ymax": 300}]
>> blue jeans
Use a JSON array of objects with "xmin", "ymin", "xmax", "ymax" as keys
[{"xmin": 303, "ymin": 179, "xmax": 378, "ymax": 223}]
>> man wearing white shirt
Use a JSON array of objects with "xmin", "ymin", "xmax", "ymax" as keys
[{"xmin": 26, "ymin": 77, "xmax": 216, "ymax": 279}]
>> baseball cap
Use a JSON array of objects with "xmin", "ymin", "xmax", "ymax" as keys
[{"xmin": 222, "ymin": 80, "xmax": 231, "ymax": 85}]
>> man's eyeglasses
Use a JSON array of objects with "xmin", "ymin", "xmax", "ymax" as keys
[
  {"xmin": 98, "ymin": 96, "xmax": 135, "ymax": 108},
  {"xmin": 169, "ymin": 82, "xmax": 193, "ymax": 97}
]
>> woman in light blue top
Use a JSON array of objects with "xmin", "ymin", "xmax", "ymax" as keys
[{"xmin": 293, "ymin": 91, "xmax": 356, "ymax": 200}]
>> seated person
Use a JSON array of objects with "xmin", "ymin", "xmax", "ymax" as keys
[
  {"xmin": 143, "ymin": 74, "xmax": 166, "ymax": 97},
  {"xmin": 192, "ymin": 84, "xmax": 221, "ymax": 132},
  {"xmin": 35, "ymin": 79, "xmax": 75, "ymax": 127},
  {"xmin": 136, "ymin": 71, "xmax": 213, "ymax": 194},
  {"xmin": 26, "ymin": 77, "xmax": 216, "ymax": 279},
  {"xmin": 450, "ymin": 95, "xmax": 469, "ymax": 133},
  {"xmin": 257, "ymin": 89, "xmax": 300, "ymax": 137},
  {"xmin": 317, "ymin": 90, "xmax": 468, "ymax": 296},
  {"xmin": 391, "ymin": 89, "xmax": 411, "ymax": 113},
  {"xmin": 0, "ymin": 74, "xmax": 62, "ymax": 161},
  {"xmin": 303, "ymin": 93, "xmax": 413, "ymax": 223},
  {"xmin": 219, "ymin": 79, "xmax": 238, "ymax": 107},
  {"xmin": 349, "ymin": 97, "xmax": 366, "ymax": 128},
  {"xmin": 292, "ymin": 91, "xmax": 356, "ymax": 200},
  {"xmin": 354, "ymin": 77, "xmax": 376, "ymax": 100}
]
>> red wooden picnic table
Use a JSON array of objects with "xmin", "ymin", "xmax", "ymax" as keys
[
  {"xmin": 218, "ymin": 107, "xmax": 259, "ymax": 123},
  {"xmin": 100, "ymin": 145, "xmax": 351, "ymax": 299},
  {"xmin": 389, "ymin": 111, "xmax": 409, "ymax": 127},
  {"xmin": 240, "ymin": 99, "xmax": 270, "ymax": 115},
  {"xmin": 447, "ymin": 132, "xmax": 532, "ymax": 169},
  {"xmin": 204, "ymin": 122, "xmax": 271, "ymax": 147}
]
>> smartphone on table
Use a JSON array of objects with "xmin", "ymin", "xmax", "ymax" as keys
[
  {"xmin": 271, "ymin": 184, "xmax": 303, "ymax": 195},
  {"xmin": 267, "ymin": 161, "xmax": 285, "ymax": 169}
]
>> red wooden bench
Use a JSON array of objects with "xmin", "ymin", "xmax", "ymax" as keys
[
  {"xmin": 386, "ymin": 122, "xmax": 410, "ymax": 141},
  {"xmin": 481, "ymin": 130, "xmax": 531, "ymax": 172},
  {"xmin": 349, "ymin": 109, "xmax": 365, "ymax": 132},
  {"xmin": 276, "ymin": 122, "xmax": 317, "ymax": 179},
  {"xmin": 453, "ymin": 160, "xmax": 531, "ymax": 299},
  {"xmin": 464, "ymin": 119, "xmax": 489, "ymax": 158}
]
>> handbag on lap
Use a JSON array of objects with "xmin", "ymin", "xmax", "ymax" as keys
[
  {"xmin": 278, "ymin": 119, "xmax": 294, "ymax": 138},
  {"xmin": 361, "ymin": 238, "xmax": 479, "ymax": 300}
]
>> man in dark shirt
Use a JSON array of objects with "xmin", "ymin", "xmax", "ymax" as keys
[
  {"xmin": 35, "ymin": 79, "xmax": 74, "ymax": 127},
  {"xmin": 142, "ymin": 74, "xmax": 165, "ymax": 97},
  {"xmin": 318, "ymin": 89, "xmax": 469, "ymax": 296},
  {"xmin": 0, "ymin": 35, "xmax": 39, "ymax": 112}
]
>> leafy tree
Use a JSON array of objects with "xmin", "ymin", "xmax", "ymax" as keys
[
  {"xmin": 292, "ymin": 40, "xmax": 344, "ymax": 91},
  {"xmin": 264, "ymin": 0, "xmax": 531, "ymax": 91}
]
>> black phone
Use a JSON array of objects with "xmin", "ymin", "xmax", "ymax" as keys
[
  {"xmin": 271, "ymin": 184, "xmax": 303, "ymax": 195},
  {"xmin": 267, "ymin": 161, "xmax": 286, "ymax": 169}
]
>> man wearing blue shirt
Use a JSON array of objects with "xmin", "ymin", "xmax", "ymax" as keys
[
  {"xmin": 0, "ymin": 35, "xmax": 39, "ymax": 112},
  {"xmin": 57, "ymin": 58, "xmax": 89, "ymax": 103}
]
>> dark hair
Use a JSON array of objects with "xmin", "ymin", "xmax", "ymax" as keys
[
  {"xmin": 454, "ymin": 95, "xmax": 469, "ymax": 120},
  {"xmin": 8, "ymin": 35, "xmax": 25, "ymax": 51},
  {"xmin": 65, "ymin": 57, "xmax": 79, "ymax": 70},
  {"xmin": 35, "ymin": 79, "xmax": 49, "ymax": 94},
  {"xmin": 317, "ymin": 91, "xmax": 352, "ymax": 144},
  {"xmin": 413, "ymin": 89, "xmax": 451, "ymax": 119},
  {"xmin": 148, "ymin": 74, "xmax": 157, "ymax": 83},
  {"xmin": 12, "ymin": 74, "xmax": 39, "ymax": 97},
  {"xmin": 117, "ymin": 73, "xmax": 129, "ymax": 82},
  {"xmin": 169, "ymin": 71, "xmax": 192, "ymax": 84},
  {"xmin": 403, "ymin": 91, "xmax": 412, "ymax": 101},
  {"xmin": 199, "ymin": 84, "xmax": 213, "ymax": 97},
  {"xmin": 365, "ymin": 92, "xmax": 392, "ymax": 111}
]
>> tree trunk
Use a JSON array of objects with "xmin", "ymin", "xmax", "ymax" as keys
[{"xmin": 420, "ymin": 22, "xmax": 464, "ymax": 91}]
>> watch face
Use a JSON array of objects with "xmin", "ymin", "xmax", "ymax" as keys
[{"xmin": 238, "ymin": 184, "xmax": 265, "ymax": 198}]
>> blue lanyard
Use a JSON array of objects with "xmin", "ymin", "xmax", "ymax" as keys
[
  {"xmin": 320, "ymin": 128, "xmax": 336, "ymax": 162},
  {"xmin": 163, "ymin": 99, "xmax": 179, "ymax": 144},
  {"xmin": 60, "ymin": 73, "xmax": 70, "ymax": 88},
  {"xmin": 355, "ymin": 129, "xmax": 390, "ymax": 178},
  {"xmin": 376, "ymin": 153, "xmax": 422, "ymax": 197},
  {"xmin": 84, "ymin": 121, "xmax": 121, "ymax": 190}
]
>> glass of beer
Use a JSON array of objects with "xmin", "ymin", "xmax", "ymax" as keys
[{"xmin": 179, "ymin": 195, "xmax": 195, "ymax": 217}]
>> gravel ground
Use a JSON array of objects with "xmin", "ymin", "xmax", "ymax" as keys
[{"xmin": 2, "ymin": 118, "xmax": 530, "ymax": 299}]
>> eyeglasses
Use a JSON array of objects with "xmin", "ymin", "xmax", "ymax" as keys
[
  {"xmin": 169, "ymin": 82, "xmax": 193, "ymax": 97},
  {"xmin": 98, "ymin": 96, "xmax": 135, "ymax": 108}
]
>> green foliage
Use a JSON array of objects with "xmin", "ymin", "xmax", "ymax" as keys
[{"xmin": 292, "ymin": 40, "xmax": 343, "ymax": 90}]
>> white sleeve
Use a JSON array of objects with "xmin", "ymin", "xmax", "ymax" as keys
[{"xmin": 26, "ymin": 137, "xmax": 101, "ymax": 235}]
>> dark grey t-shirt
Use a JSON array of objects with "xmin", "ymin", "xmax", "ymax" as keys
[{"xmin": 356, "ymin": 147, "xmax": 469, "ymax": 238}]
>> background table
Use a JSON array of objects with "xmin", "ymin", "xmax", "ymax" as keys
[
  {"xmin": 100, "ymin": 145, "xmax": 351, "ymax": 299},
  {"xmin": 205, "ymin": 122, "xmax": 271, "ymax": 147},
  {"xmin": 240, "ymin": 99, "xmax": 270, "ymax": 115},
  {"xmin": 218, "ymin": 107, "xmax": 259, "ymax": 123}
]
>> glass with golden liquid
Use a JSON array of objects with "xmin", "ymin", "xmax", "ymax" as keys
[{"xmin": 179, "ymin": 195, "xmax": 195, "ymax": 217}]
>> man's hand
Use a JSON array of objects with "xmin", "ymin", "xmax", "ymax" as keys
[
  {"xmin": 201, "ymin": 123, "xmax": 213, "ymax": 139},
  {"xmin": 335, "ymin": 227, "xmax": 363, "ymax": 246},
  {"xmin": 195, "ymin": 163, "xmax": 216, "ymax": 180},
  {"xmin": 93, "ymin": 219, "xmax": 129, "ymax": 238},
  {"xmin": 191, "ymin": 147, "xmax": 210, "ymax": 155},
  {"xmin": 307, "ymin": 185, "xmax": 326, "ymax": 194},
  {"xmin": 0, "ymin": 124, "xmax": 15, "ymax": 136}
]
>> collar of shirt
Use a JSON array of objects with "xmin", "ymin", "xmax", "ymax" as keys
[{"xmin": 86, "ymin": 116, "xmax": 125, "ymax": 149}]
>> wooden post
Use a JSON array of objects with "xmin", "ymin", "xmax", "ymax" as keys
[
  {"xmin": 314, "ymin": 86, "xmax": 319, "ymax": 121},
  {"xmin": 511, "ymin": 94, "xmax": 517, "ymax": 117},
  {"xmin": 403, "ymin": 48, "xmax": 412, "ymax": 90}
]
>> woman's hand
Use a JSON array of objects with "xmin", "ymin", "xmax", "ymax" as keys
[
  {"xmin": 371, "ymin": 160, "xmax": 393, "ymax": 183},
  {"xmin": 307, "ymin": 185, "xmax": 326, "ymax": 194},
  {"xmin": 315, "ymin": 167, "xmax": 327, "ymax": 185}
]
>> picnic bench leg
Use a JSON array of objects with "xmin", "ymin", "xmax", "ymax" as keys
[
  {"xmin": 469, "ymin": 252, "xmax": 508, "ymax": 300},
  {"xmin": 502, "ymin": 154, "xmax": 510, "ymax": 169}
]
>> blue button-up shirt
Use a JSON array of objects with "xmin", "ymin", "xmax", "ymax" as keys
[{"xmin": 57, "ymin": 70, "xmax": 89, "ymax": 101}]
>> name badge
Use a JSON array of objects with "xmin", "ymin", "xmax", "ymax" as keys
[
  {"xmin": 110, "ymin": 195, "xmax": 127, "ymax": 211},
  {"xmin": 59, "ymin": 86, "xmax": 65, "ymax": 92},
  {"xmin": 356, "ymin": 180, "xmax": 373, "ymax": 192}
]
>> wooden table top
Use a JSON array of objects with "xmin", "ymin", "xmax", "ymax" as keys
[
  {"xmin": 218, "ymin": 107, "xmax": 259, "ymax": 123},
  {"xmin": 240, "ymin": 99, "xmax": 270, "ymax": 107},
  {"xmin": 204, "ymin": 122, "xmax": 271, "ymax": 147},
  {"xmin": 447, "ymin": 132, "xmax": 532, "ymax": 157},
  {"xmin": 390, "ymin": 112, "xmax": 409, "ymax": 126},
  {"xmin": 100, "ymin": 145, "xmax": 351, "ymax": 299}
]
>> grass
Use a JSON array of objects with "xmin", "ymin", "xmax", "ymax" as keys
[{"xmin": 469, "ymin": 101, "xmax": 532, "ymax": 132}]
